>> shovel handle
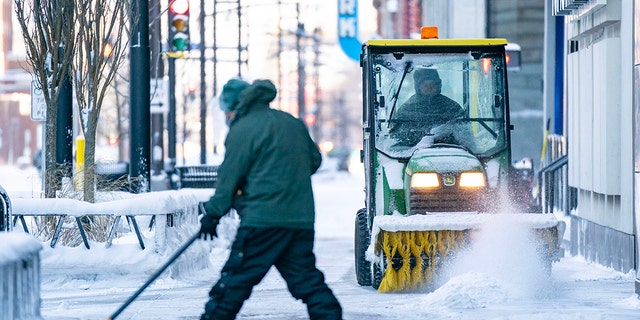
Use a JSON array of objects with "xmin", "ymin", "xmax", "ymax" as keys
[{"xmin": 107, "ymin": 232, "xmax": 200, "ymax": 320}]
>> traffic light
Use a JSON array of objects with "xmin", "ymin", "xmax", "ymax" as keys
[
  {"xmin": 188, "ymin": 82, "xmax": 197, "ymax": 101},
  {"xmin": 304, "ymin": 113, "xmax": 317, "ymax": 127},
  {"xmin": 168, "ymin": 0, "xmax": 190, "ymax": 52}
]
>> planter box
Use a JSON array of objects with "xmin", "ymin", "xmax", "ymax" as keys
[{"xmin": 0, "ymin": 232, "xmax": 43, "ymax": 320}]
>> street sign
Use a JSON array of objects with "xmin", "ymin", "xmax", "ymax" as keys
[
  {"xmin": 338, "ymin": 0, "xmax": 360, "ymax": 61},
  {"xmin": 150, "ymin": 78, "xmax": 169, "ymax": 113},
  {"xmin": 30, "ymin": 80, "xmax": 46, "ymax": 121}
]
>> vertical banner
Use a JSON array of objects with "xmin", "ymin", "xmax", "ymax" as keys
[{"xmin": 338, "ymin": 0, "xmax": 360, "ymax": 61}]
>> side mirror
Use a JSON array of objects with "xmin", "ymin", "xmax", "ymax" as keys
[{"xmin": 506, "ymin": 43, "xmax": 521, "ymax": 72}]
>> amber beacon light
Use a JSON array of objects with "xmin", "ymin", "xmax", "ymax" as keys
[{"xmin": 420, "ymin": 26, "xmax": 439, "ymax": 39}]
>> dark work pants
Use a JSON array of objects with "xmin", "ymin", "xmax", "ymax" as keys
[{"xmin": 201, "ymin": 227, "xmax": 342, "ymax": 320}]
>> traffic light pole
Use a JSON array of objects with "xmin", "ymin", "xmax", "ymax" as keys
[
  {"xmin": 150, "ymin": 0, "xmax": 165, "ymax": 177},
  {"xmin": 168, "ymin": 0, "xmax": 190, "ymax": 167},
  {"xmin": 168, "ymin": 57, "xmax": 177, "ymax": 170},
  {"xmin": 130, "ymin": 0, "xmax": 151, "ymax": 193}
]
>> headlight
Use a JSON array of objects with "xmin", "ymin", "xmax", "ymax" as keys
[
  {"xmin": 459, "ymin": 172, "xmax": 486, "ymax": 188},
  {"xmin": 411, "ymin": 173, "xmax": 439, "ymax": 188}
]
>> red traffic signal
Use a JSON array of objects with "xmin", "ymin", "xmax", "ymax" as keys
[
  {"xmin": 188, "ymin": 82, "xmax": 197, "ymax": 94},
  {"xmin": 169, "ymin": 0, "xmax": 189, "ymax": 15},
  {"xmin": 304, "ymin": 113, "xmax": 317, "ymax": 126}
]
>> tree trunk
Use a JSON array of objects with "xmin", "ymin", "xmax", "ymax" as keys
[
  {"xmin": 83, "ymin": 124, "xmax": 97, "ymax": 203},
  {"xmin": 44, "ymin": 113, "xmax": 58, "ymax": 198}
]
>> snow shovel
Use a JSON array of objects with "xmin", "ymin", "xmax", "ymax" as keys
[{"xmin": 107, "ymin": 232, "xmax": 200, "ymax": 320}]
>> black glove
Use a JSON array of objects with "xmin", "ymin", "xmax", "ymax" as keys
[{"xmin": 199, "ymin": 202, "xmax": 219, "ymax": 240}]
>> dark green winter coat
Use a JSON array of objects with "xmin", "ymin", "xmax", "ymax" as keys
[{"xmin": 203, "ymin": 80, "xmax": 322, "ymax": 229}]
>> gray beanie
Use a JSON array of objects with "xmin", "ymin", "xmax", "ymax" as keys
[
  {"xmin": 414, "ymin": 68, "xmax": 440, "ymax": 83},
  {"xmin": 414, "ymin": 68, "xmax": 442, "ymax": 94},
  {"xmin": 219, "ymin": 78, "xmax": 250, "ymax": 112}
]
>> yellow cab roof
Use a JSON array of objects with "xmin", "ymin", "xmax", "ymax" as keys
[{"xmin": 365, "ymin": 38, "xmax": 508, "ymax": 47}]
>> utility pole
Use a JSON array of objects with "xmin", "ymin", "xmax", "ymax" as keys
[
  {"xmin": 312, "ymin": 27, "xmax": 321, "ymax": 141},
  {"xmin": 200, "ymin": 0, "xmax": 207, "ymax": 164},
  {"xmin": 130, "ymin": 0, "xmax": 151, "ymax": 193},
  {"xmin": 212, "ymin": 1, "xmax": 218, "ymax": 154},
  {"xmin": 237, "ymin": 0, "xmax": 243, "ymax": 77},
  {"xmin": 277, "ymin": 0, "xmax": 282, "ymax": 107},
  {"xmin": 296, "ymin": 3, "xmax": 305, "ymax": 118},
  {"xmin": 168, "ymin": 59, "xmax": 177, "ymax": 169}
]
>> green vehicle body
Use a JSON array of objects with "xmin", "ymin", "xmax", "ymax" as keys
[{"xmin": 355, "ymin": 37, "xmax": 546, "ymax": 289}]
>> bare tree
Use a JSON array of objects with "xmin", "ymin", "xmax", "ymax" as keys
[
  {"xmin": 74, "ymin": 0, "xmax": 132, "ymax": 202},
  {"xmin": 14, "ymin": 0, "xmax": 75, "ymax": 198}
]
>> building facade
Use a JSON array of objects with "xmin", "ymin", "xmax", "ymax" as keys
[
  {"xmin": 547, "ymin": 0, "xmax": 638, "ymax": 293},
  {"xmin": 0, "ymin": 1, "xmax": 38, "ymax": 167}
]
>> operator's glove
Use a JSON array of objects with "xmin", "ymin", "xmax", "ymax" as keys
[{"xmin": 198, "ymin": 202, "xmax": 219, "ymax": 240}]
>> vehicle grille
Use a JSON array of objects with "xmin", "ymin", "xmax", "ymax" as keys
[{"xmin": 409, "ymin": 186, "xmax": 485, "ymax": 214}]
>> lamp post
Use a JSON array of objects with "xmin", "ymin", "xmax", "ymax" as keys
[
  {"xmin": 130, "ymin": 0, "xmax": 150, "ymax": 193},
  {"xmin": 56, "ymin": 43, "xmax": 73, "ymax": 186}
]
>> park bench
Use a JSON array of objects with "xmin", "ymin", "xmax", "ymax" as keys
[
  {"xmin": 10, "ymin": 189, "xmax": 213, "ymax": 250},
  {"xmin": 175, "ymin": 165, "xmax": 219, "ymax": 189}
]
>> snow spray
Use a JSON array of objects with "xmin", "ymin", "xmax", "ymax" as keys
[{"xmin": 447, "ymin": 215, "xmax": 555, "ymax": 299}]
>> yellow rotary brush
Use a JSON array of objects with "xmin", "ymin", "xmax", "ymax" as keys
[{"xmin": 376, "ymin": 230, "xmax": 469, "ymax": 293}]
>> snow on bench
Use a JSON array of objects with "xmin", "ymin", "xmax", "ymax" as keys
[{"xmin": 11, "ymin": 189, "xmax": 214, "ymax": 250}]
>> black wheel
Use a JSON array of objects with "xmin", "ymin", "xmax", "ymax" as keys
[{"xmin": 354, "ymin": 208, "xmax": 372, "ymax": 286}]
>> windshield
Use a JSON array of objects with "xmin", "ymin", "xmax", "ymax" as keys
[{"xmin": 372, "ymin": 51, "xmax": 507, "ymax": 158}]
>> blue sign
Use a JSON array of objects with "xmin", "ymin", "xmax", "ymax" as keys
[{"xmin": 338, "ymin": 0, "xmax": 360, "ymax": 61}]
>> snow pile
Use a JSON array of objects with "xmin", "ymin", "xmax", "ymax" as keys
[
  {"xmin": 616, "ymin": 295, "xmax": 640, "ymax": 309},
  {"xmin": 0, "ymin": 232, "xmax": 42, "ymax": 264},
  {"xmin": 38, "ymin": 209, "xmax": 240, "ymax": 287},
  {"xmin": 419, "ymin": 272, "xmax": 510, "ymax": 309},
  {"xmin": 39, "ymin": 238, "xmax": 167, "ymax": 290},
  {"xmin": 557, "ymin": 255, "xmax": 629, "ymax": 282}
]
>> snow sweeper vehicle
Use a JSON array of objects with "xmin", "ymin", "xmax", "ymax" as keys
[{"xmin": 354, "ymin": 27, "xmax": 565, "ymax": 293}]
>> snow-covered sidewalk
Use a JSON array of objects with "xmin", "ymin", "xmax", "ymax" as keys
[{"xmin": 2, "ymin": 166, "xmax": 640, "ymax": 319}]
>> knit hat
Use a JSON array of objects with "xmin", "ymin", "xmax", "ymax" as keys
[
  {"xmin": 414, "ymin": 68, "xmax": 442, "ymax": 94},
  {"xmin": 219, "ymin": 78, "xmax": 250, "ymax": 112},
  {"xmin": 414, "ymin": 68, "xmax": 440, "ymax": 83}
]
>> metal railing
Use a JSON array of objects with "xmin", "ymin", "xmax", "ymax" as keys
[
  {"xmin": 537, "ymin": 134, "xmax": 577, "ymax": 215},
  {"xmin": 1, "ymin": 184, "xmax": 11, "ymax": 232}
]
